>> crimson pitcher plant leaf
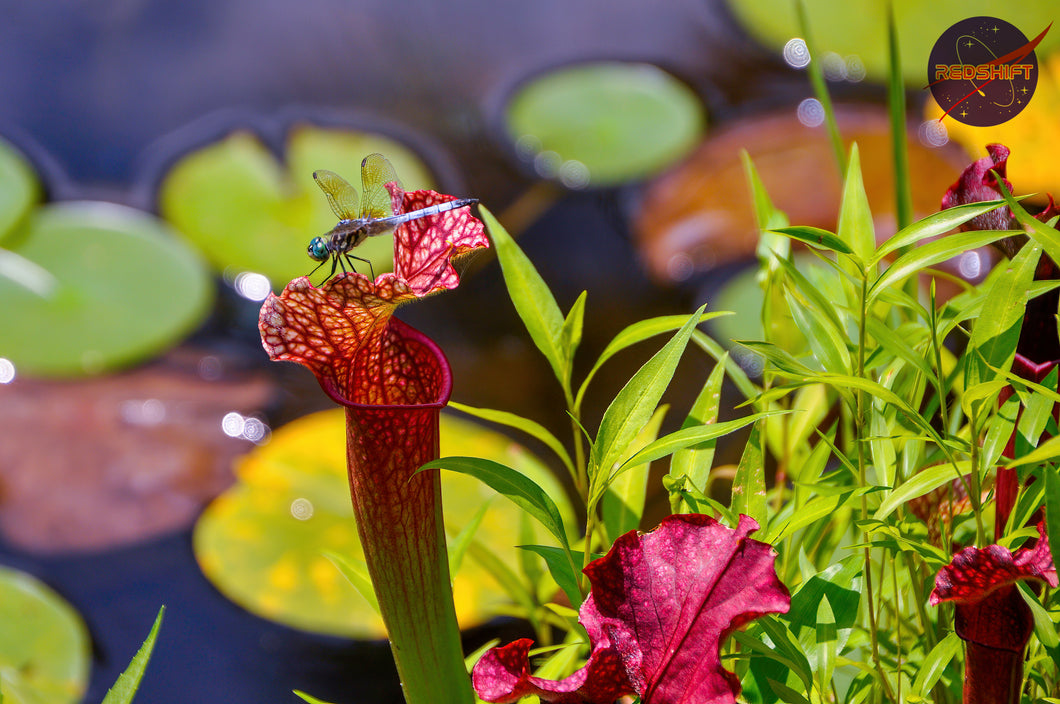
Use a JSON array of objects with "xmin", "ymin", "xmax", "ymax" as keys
[{"xmin": 473, "ymin": 514, "xmax": 790, "ymax": 704}]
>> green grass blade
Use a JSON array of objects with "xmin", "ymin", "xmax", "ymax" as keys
[
  {"xmin": 873, "ymin": 200, "xmax": 1010, "ymax": 261},
  {"xmin": 589, "ymin": 305, "xmax": 706, "ymax": 485},
  {"xmin": 602, "ymin": 405, "xmax": 666, "ymax": 538},
  {"xmin": 421, "ymin": 456, "xmax": 572, "ymax": 552},
  {"xmin": 869, "ymin": 229, "xmax": 1022, "ymax": 301},
  {"xmin": 836, "ymin": 144, "xmax": 875, "ymax": 265},
  {"xmin": 322, "ymin": 551, "xmax": 379, "ymax": 614},
  {"xmin": 448, "ymin": 401, "xmax": 575, "ymax": 480},
  {"xmin": 768, "ymin": 226, "xmax": 853, "ymax": 255},
  {"xmin": 795, "ymin": 0, "xmax": 844, "ymax": 176},
  {"xmin": 100, "ymin": 607, "xmax": 164, "ymax": 704},
  {"xmin": 480, "ymin": 206, "xmax": 571, "ymax": 392},
  {"xmin": 668, "ymin": 355, "xmax": 727, "ymax": 507},
  {"xmin": 731, "ymin": 421, "xmax": 767, "ymax": 527},
  {"xmin": 886, "ymin": 5, "xmax": 912, "ymax": 233},
  {"xmin": 965, "ymin": 241, "xmax": 1041, "ymax": 389},
  {"xmin": 574, "ymin": 310, "xmax": 722, "ymax": 413}
]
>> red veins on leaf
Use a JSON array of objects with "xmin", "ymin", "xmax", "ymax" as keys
[
  {"xmin": 473, "ymin": 514, "xmax": 790, "ymax": 704},
  {"xmin": 258, "ymin": 186, "xmax": 487, "ymax": 403}
]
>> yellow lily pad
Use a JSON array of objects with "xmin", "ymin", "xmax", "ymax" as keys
[
  {"xmin": 0, "ymin": 565, "xmax": 91, "ymax": 704},
  {"xmin": 158, "ymin": 126, "xmax": 436, "ymax": 287},
  {"xmin": 194, "ymin": 410, "xmax": 575, "ymax": 638}
]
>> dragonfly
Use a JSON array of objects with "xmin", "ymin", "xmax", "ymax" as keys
[{"xmin": 307, "ymin": 153, "xmax": 478, "ymax": 281}]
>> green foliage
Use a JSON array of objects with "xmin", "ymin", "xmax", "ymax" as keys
[
  {"xmin": 453, "ymin": 134, "xmax": 1060, "ymax": 703},
  {"xmin": 100, "ymin": 607, "xmax": 164, "ymax": 704}
]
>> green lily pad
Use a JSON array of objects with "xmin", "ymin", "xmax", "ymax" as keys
[
  {"xmin": 158, "ymin": 127, "xmax": 436, "ymax": 287},
  {"xmin": 0, "ymin": 565, "xmax": 91, "ymax": 704},
  {"xmin": 0, "ymin": 202, "xmax": 213, "ymax": 377},
  {"xmin": 194, "ymin": 410, "xmax": 575, "ymax": 639},
  {"xmin": 0, "ymin": 138, "xmax": 40, "ymax": 244},
  {"xmin": 505, "ymin": 62, "xmax": 706, "ymax": 187},
  {"xmin": 726, "ymin": 0, "xmax": 1060, "ymax": 86}
]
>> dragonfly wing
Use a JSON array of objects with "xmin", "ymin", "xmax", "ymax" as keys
[
  {"xmin": 359, "ymin": 153, "xmax": 403, "ymax": 220},
  {"xmin": 313, "ymin": 169, "xmax": 360, "ymax": 220}
]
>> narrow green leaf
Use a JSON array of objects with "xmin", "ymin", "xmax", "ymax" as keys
[
  {"xmin": 742, "ymin": 150, "xmax": 791, "ymax": 265},
  {"xmin": 767, "ymin": 488, "xmax": 870, "ymax": 543},
  {"xmin": 997, "ymin": 177, "xmax": 1060, "ymax": 266},
  {"xmin": 590, "ymin": 306, "xmax": 706, "ymax": 486},
  {"xmin": 911, "ymin": 632, "xmax": 961, "ymax": 697},
  {"xmin": 784, "ymin": 287, "xmax": 851, "ymax": 373},
  {"xmin": 875, "ymin": 200, "xmax": 1011, "ymax": 261},
  {"xmin": 768, "ymin": 678, "xmax": 813, "ymax": 704},
  {"xmin": 809, "ymin": 372, "xmax": 944, "ymax": 446},
  {"xmin": 965, "ymin": 241, "xmax": 1041, "ymax": 388},
  {"xmin": 480, "ymin": 207, "xmax": 569, "ymax": 390},
  {"xmin": 815, "ymin": 596, "xmax": 837, "ymax": 695},
  {"xmin": 735, "ymin": 340, "xmax": 817, "ymax": 377},
  {"xmin": 466, "ymin": 540, "xmax": 540, "ymax": 621},
  {"xmin": 869, "ymin": 229, "xmax": 1022, "ymax": 300},
  {"xmin": 322, "ymin": 551, "xmax": 379, "ymax": 614},
  {"xmin": 294, "ymin": 690, "xmax": 340, "ymax": 704},
  {"xmin": 875, "ymin": 461, "xmax": 971, "ymax": 520},
  {"xmin": 982, "ymin": 395, "xmax": 1020, "ymax": 469},
  {"xmin": 448, "ymin": 401, "xmax": 575, "ymax": 479},
  {"xmin": 768, "ymin": 226, "xmax": 853, "ymax": 255},
  {"xmin": 421, "ymin": 457, "xmax": 571, "ymax": 551},
  {"xmin": 602, "ymin": 405, "xmax": 666, "ymax": 538},
  {"xmin": 668, "ymin": 355, "xmax": 728, "ymax": 507},
  {"xmin": 1045, "ymin": 465, "xmax": 1060, "ymax": 576},
  {"xmin": 836, "ymin": 144, "xmax": 875, "ymax": 265},
  {"xmin": 519, "ymin": 544, "xmax": 585, "ymax": 609},
  {"xmin": 101, "ymin": 607, "xmax": 164, "ymax": 704},
  {"xmin": 757, "ymin": 615, "xmax": 815, "ymax": 692},
  {"xmin": 574, "ymin": 310, "xmax": 722, "ymax": 412},
  {"xmin": 446, "ymin": 500, "xmax": 491, "ymax": 577},
  {"xmin": 1018, "ymin": 580, "xmax": 1060, "ymax": 648},
  {"xmin": 559, "ymin": 290, "xmax": 588, "ymax": 380},
  {"xmin": 691, "ymin": 329, "xmax": 760, "ymax": 401},
  {"xmin": 623, "ymin": 411, "xmax": 783, "ymax": 469},
  {"xmin": 731, "ymin": 421, "xmax": 767, "ymax": 527}
]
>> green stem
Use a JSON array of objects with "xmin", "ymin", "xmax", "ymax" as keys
[{"xmin": 856, "ymin": 275, "xmax": 895, "ymax": 703}]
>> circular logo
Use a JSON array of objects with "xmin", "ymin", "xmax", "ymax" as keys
[{"xmin": 927, "ymin": 16, "xmax": 1038, "ymax": 127}]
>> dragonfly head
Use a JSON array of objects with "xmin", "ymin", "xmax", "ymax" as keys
[{"xmin": 307, "ymin": 237, "xmax": 330, "ymax": 262}]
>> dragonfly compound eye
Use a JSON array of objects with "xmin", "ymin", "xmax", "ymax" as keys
[{"xmin": 307, "ymin": 237, "xmax": 329, "ymax": 262}]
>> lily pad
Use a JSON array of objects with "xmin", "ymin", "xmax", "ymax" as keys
[
  {"xmin": 504, "ymin": 61, "xmax": 705, "ymax": 187},
  {"xmin": 0, "ymin": 137, "xmax": 40, "ymax": 244},
  {"xmin": 0, "ymin": 565, "xmax": 91, "ymax": 704},
  {"xmin": 194, "ymin": 410, "xmax": 575, "ymax": 639},
  {"xmin": 726, "ymin": 0, "xmax": 1060, "ymax": 85},
  {"xmin": 158, "ymin": 127, "xmax": 436, "ymax": 287},
  {"xmin": 0, "ymin": 202, "xmax": 213, "ymax": 377}
]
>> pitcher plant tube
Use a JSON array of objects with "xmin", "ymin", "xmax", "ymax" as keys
[{"xmin": 259, "ymin": 180, "xmax": 488, "ymax": 704}]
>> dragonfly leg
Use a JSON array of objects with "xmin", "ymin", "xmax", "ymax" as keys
[{"xmin": 342, "ymin": 253, "xmax": 375, "ymax": 280}]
